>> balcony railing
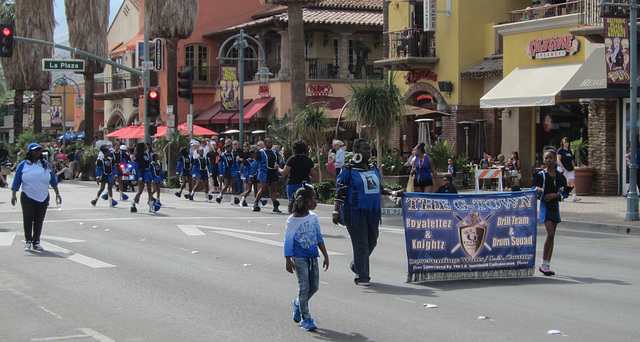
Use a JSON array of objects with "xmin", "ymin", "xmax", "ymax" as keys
[
  {"xmin": 509, "ymin": 1, "xmax": 580, "ymax": 23},
  {"xmin": 384, "ymin": 28, "xmax": 436, "ymax": 59},
  {"xmin": 579, "ymin": 0, "xmax": 639, "ymax": 26}
]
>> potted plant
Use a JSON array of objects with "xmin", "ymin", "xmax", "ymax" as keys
[{"xmin": 571, "ymin": 138, "xmax": 594, "ymax": 196}]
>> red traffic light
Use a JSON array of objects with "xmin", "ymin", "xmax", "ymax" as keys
[
  {"xmin": 2, "ymin": 27, "xmax": 10, "ymax": 36},
  {"xmin": 149, "ymin": 90, "xmax": 158, "ymax": 99}
]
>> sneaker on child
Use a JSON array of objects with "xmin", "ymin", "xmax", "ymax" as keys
[{"xmin": 300, "ymin": 318, "xmax": 317, "ymax": 331}]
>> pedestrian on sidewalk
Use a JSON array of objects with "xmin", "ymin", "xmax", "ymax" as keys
[
  {"xmin": 332, "ymin": 139, "xmax": 402, "ymax": 286},
  {"xmin": 533, "ymin": 149, "xmax": 570, "ymax": 276},
  {"xmin": 285, "ymin": 183, "xmax": 329, "ymax": 332},
  {"xmin": 11, "ymin": 143, "xmax": 61, "ymax": 251},
  {"xmin": 557, "ymin": 137, "xmax": 581, "ymax": 202}
]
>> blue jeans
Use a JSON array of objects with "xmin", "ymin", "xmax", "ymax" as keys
[
  {"xmin": 235, "ymin": 174, "xmax": 243, "ymax": 194},
  {"xmin": 345, "ymin": 211, "xmax": 379, "ymax": 283},
  {"xmin": 293, "ymin": 257, "xmax": 319, "ymax": 320},
  {"xmin": 287, "ymin": 183, "xmax": 303, "ymax": 200}
]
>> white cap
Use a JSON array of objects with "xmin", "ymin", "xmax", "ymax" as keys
[{"xmin": 191, "ymin": 141, "xmax": 199, "ymax": 146}]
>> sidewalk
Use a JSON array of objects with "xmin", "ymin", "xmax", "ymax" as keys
[{"xmin": 46, "ymin": 179, "xmax": 640, "ymax": 236}]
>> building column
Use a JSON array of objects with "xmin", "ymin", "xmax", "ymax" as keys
[
  {"xmin": 278, "ymin": 29, "xmax": 290, "ymax": 79},
  {"xmin": 338, "ymin": 32, "xmax": 351, "ymax": 79},
  {"xmin": 588, "ymin": 98, "xmax": 618, "ymax": 195}
]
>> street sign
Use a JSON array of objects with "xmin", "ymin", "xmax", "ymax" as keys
[
  {"xmin": 154, "ymin": 38, "xmax": 163, "ymax": 71},
  {"xmin": 42, "ymin": 59, "xmax": 85, "ymax": 71},
  {"xmin": 167, "ymin": 106, "xmax": 175, "ymax": 128},
  {"xmin": 141, "ymin": 61, "xmax": 154, "ymax": 70},
  {"xmin": 187, "ymin": 114, "xmax": 193, "ymax": 133}
]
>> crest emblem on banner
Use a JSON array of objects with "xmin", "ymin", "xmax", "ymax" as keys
[{"xmin": 456, "ymin": 211, "xmax": 491, "ymax": 258}]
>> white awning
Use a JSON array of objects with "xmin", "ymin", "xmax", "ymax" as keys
[{"xmin": 480, "ymin": 63, "xmax": 582, "ymax": 108}]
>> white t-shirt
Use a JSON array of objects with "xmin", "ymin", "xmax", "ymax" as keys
[{"xmin": 334, "ymin": 147, "xmax": 345, "ymax": 168}]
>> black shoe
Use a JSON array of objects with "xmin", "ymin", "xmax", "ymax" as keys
[
  {"xmin": 215, "ymin": 196, "xmax": 222, "ymax": 204},
  {"xmin": 241, "ymin": 200, "xmax": 248, "ymax": 207},
  {"xmin": 350, "ymin": 261, "xmax": 356, "ymax": 274},
  {"xmin": 175, "ymin": 191, "xmax": 181, "ymax": 198},
  {"xmin": 538, "ymin": 266, "xmax": 555, "ymax": 276},
  {"xmin": 273, "ymin": 200, "xmax": 281, "ymax": 213},
  {"xmin": 234, "ymin": 197, "xmax": 240, "ymax": 205},
  {"xmin": 130, "ymin": 204, "xmax": 137, "ymax": 213},
  {"xmin": 90, "ymin": 199, "xmax": 97, "ymax": 207},
  {"xmin": 252, "ymin": 204, "xmax": 261, "ymax": 212}
]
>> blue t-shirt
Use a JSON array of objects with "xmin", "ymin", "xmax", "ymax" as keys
[{"xmin": 284, "ymin": 212, "xmax": 324, "ymax": 258}]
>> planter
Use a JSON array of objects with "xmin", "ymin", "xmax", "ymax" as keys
[{"xmin": 574, "ymin": 167, "xmax": 595, "ymax": 196}]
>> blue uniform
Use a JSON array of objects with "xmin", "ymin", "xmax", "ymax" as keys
[
  {"xmin": 151, "ymin": 161, "xmax": 163, "ymax": 184},
  {"xmin": 96, "ymin": 156, "xmax": 117, "ymax": 184},
  {"xmin": 192, "ymin": 156, "xmax": 212, "ymax": 180},
  {"xmin": 219, "ymin": 152, "xmax": 240, "ymax": 179},
  {"xmin": 242, "ymin": 158, "xmax": 254, "ymax": 184},
  {"xmin": 176, "ymin": 155, "xmax": 192, "ymax": 177},
  {"xmin": 250, "ymin": 149, "xmax": 281, "ymax": 183},
  {"xmin": 134, "ymin": 152, "xmax": 153, "ymax": 183}
]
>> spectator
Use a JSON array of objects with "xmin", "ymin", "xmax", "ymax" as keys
[{"xmin": 436, "ymin": 175, "xmax": 458, "ymax": 193}]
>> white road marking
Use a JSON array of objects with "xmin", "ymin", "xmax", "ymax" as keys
[
  {"xmin": 177, "ymin": 224, "xmax": 279, "ymax": 236},
  {"xmin": 3, "ymin": 216, "xmax": 277, "ymax": 225},
  {"xmin": 77, "ymin": 328, "xmax": 115, "ymax": 342},
  {"xmin": 42, "ymin": 242, "xmax": 116, "ymax": 269},
  {"xmin": 41, "ymin": 235, "xmax": 85, "ymax": 243},
  {"xmin": 0, "ymin": 232, "xmax": 16, "ymax": 246},
  {"xmin": 31, "ymin": 334, "xmax": 87, "ymax": 341},
  {"xmin": 380, "ymin": 227, "xmax": 404, "ymax": 234},
  {"xmin": 213, "ymin": 230, "xmax": 345, "ymax": 256}
]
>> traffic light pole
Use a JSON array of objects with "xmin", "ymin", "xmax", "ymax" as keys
[{"xmin": 143, "ymin": 21, "xmax": 151, "ymax": 144}]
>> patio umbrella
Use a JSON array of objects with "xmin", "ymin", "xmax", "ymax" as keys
[
  {"xmin": 74, "ymin": 131, "xmax": 86, "ymax": 141},
  {"xmin": 152, "ymin": 123, "xmax": 217, "ymax": 137},
  {"xmin": 105, "ymin": 125, "xmax": 145, "ymax": 139},
  {"xmin": 56, "ymin": 153, "xmax": 67, "ymax": 159},
  {"xmin": 57, "ymin": 131, "xmax": 76, "ymax": 142}
]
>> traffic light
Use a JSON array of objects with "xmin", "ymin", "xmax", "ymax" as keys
[
  {"xmin": 149, "ymin": 125, "xmax": 157, "ymax": 136},
  {"xmin": 0, "ymin": 25, "xmax": 13, "ymax": 58},
  {"xmin": 178, "ymin": 67, "xmax": 193, "ymax": 103},
  {"xmin": 147, "ymin": 89, "xmax": 160, "ymax": 119}
]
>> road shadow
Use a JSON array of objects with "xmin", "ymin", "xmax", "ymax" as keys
[
  {"xmin": 555, "ymin": 275, "xmax": 631, "ymax": 286},
  {"xmin": 24, "ymin": 250, "xmax": 64, "ymax": 259},
  {"xmin": 312, "ymin": 329, "xmax": 371, "ymax": 341},
  {"xmin": 358, "ymin": 282, "xmax": 437, "ymax": 297},
  {"xmin": 411, "ymin": 275, "xmax": 579, "ymax": 291}
]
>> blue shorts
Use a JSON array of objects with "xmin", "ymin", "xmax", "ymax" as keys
[
  {"xmin": 99, "ymin": 174, "xmax": 115, "ymax": 184},
  {"xmin": 193, "ymin": 170, "xmax": 208, "ymax": 180},
  {"xmin": 153, "ymin": 175, "xmax": 163, "ymax": 184}
]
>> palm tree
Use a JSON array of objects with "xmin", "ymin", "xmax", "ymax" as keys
[
  {"xmin": 16, "ymin": 0, "xmax": 54, "ymax": 134},
  {"xmin": 347, "ymin": 71, "xmax": 405, "ymax": 168},
  {"xmin": 267, "ymin": 114, "xmax": 292, "ymax": 152},
  {"xmin": 145, "ymin": 0, "xmax": 198, "ymax": 138},
  {"xmin": 262, "ymin": 0, "xmax": 314, "ymax": 118},
  {"xmin": 0, "ymin": 0, "xmax": 26, "ymax": 137},
  {"xmin": 293, "ymin": 104, "xmax": 330, "ymax": 179},
  {"xmin": 65, "ymin": 0, "xmax": 109, "ymax": 146}
]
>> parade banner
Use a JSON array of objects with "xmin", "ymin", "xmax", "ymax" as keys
[
  {"xmin": 402, "ymin": 191, "xmax": 537, "ymax": 282},
  {"xmin": 220, "ymin": 65, "xmax": 239, "ymax": 112},
  {"xmin": 604, "ymin": 15, "xmax": 630, "ymax": 88},
  {"xmin": 50, "ymin": 96, "xmax": 63, "ymax": 128}
]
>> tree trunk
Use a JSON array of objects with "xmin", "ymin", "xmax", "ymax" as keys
[
  {"xmin": 13, "ymin": 90, "xmax": 24, "ymax": 137},
  {"xmin": 166, "ymin": 38, "xmax": 179, "ymax": 137},
  {"xmin": 84, "ymin": 74, "xmax": 95, "ymax": 146},
  {"xmin": 288, "ymin": 1, "xmax": 305, "ymax": 119},
  {"xmin": 33, "ymin": 91, "xmax": 43, "ymax": 134}
]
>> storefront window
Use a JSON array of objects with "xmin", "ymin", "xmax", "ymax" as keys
[{"xmin": 535, "ymin": 103, "xmax": 587, "ymax": 167}]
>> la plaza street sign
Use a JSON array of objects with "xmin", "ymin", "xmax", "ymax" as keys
[{"xmin": 42, "ymin": 59, "xmax": 85, "ymax": 72}]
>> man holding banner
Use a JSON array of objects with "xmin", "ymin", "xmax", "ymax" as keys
[{"xmin": 332, "ymin": 139, "xmax": 402, "ymax": 286}]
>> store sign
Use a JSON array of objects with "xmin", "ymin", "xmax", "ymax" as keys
[
  {"xmin": 259, "ymin": 85, "xmax": 270, "ymax": 98},
  {"xmin": 424, "ymin": 0, "xmax": 437, "ymax": 32},
  {"xmin": 604, "ymin": 16, "xmax": 630, "ymax": 87},
  {"xmin": 542, "ymin": 114, "xmax": 553, "ymax": 132},
  {"xmin": 220, "ymin": 65, "xmax": 239, "ymax": 112},
  {"xmin": 154, "ymin": 38, "xmax": 163, "ymax": 71},
  {"xmin": 306, "ymin": 84, "xmax": 333, "ymax": 97},
  {"xmin": 404, "ymin": 70, "xmax": 438, "ymax": 84},
  {"xmin": 525, "ymin": 35, "xmax": 580, "ymax": 59}
]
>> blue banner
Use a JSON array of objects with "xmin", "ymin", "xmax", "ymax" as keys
[{"xmin": 402, "ymin": 191, "xmax": 537, "ymax": 281}]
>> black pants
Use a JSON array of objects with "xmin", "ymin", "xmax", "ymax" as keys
[{"xmin": 20, "ymin": 192, "xmax": 49, "ymax": 243}]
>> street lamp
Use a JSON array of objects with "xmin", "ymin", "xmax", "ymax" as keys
[{"xmin": 217, "ymin": 30, "xmax": 272, "ymax": 147}]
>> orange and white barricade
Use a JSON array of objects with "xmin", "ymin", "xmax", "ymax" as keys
[{"xmin": 475, "ymin": 168, "xmax": 503, "ymax": 193}]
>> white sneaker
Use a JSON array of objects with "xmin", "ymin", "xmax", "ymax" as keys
[
  {"xmin": 572, "ymin": 197, "xmax": 582, "ymax": 202},
  {"xmin": 24, "ymin": 242, "xmax": 31, "ymax": 251},
  {"xmin": 32, "ymin": 243, "xmax": 44, "ymax": 251}
]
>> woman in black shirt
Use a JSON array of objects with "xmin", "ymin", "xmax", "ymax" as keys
[{"xmin": 279, "ymin": 140, "xmax": 317, "ymax": 200}]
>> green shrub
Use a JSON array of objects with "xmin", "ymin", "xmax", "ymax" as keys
[
  {"xmin": 314, "ymin": 178, "xmax": 336, "ymax": 203},
  {"xmin": 384, "ymin": 183, "xmax": 403, "ymax": 191},
  {"xmin": 167, "ymin": 175, "xmax": 180, "ymax": 189}
]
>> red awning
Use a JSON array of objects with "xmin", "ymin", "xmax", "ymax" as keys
[
  {"xmin": 210, "ymin": 99, "xmax": 252, "ymax": 124},
  {"xmin": 125, "ymin": 34, "xmax": 145, "ymax": 50},
  {"xmin": 238, "ymin": 97, "xmax": 273, "ymax": 123},
  {"xmin": 194, "ymin": 101, "xmax": 222, "ymax": 125}
]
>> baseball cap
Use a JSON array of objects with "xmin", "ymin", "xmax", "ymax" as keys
[
  {"xmin": 100, "ymin": 145, "xmax": 109, "ymax": 152},
  {"xmin": 191, "ymin": 141, "xmax": 199, "ymax": 146},
  {"xmin": 120, "ymin": 145, "xmax": 128, "ymax": 151},
  {"xmin": 28, "ymin": 143, "xmax": 42, "ymax": 150}
]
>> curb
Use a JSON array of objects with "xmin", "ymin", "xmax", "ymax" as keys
[{"xmin": 560, "ymin": 220, "xmax": 640, "ymax": 236}]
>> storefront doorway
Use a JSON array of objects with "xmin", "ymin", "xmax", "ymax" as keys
[
  {"xmin": 535, "ymin": 102, "xmax": 587, "ymax": 167},
  {"xmin": 622, "ymin": 100, "xmax": 639, "ymax": 194}
]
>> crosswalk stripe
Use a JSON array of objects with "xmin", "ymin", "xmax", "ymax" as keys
[
  {"xmin": 212, "ymin": 230, "xmax": 345, "ymax": 256},
  {"xmin": 41, "ymin": 242, "xmax": 116, "ymax": 268},
  {"xmin": 0, "ymin": 232, "xmax": 16, "ymax": 246}
]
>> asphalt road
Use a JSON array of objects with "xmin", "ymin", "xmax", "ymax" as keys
[{"xmin": 0, "ymin": 182, "xmax": 638, "ymax": 341}]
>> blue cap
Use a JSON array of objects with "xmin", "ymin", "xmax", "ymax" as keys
[
  {"xmin": 100, "ymin": 145, "xmax": 109, "ymax": 152},
  {"xmin": 28, "ymin": 143, "xmax": 42, "ymax": 150}
]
